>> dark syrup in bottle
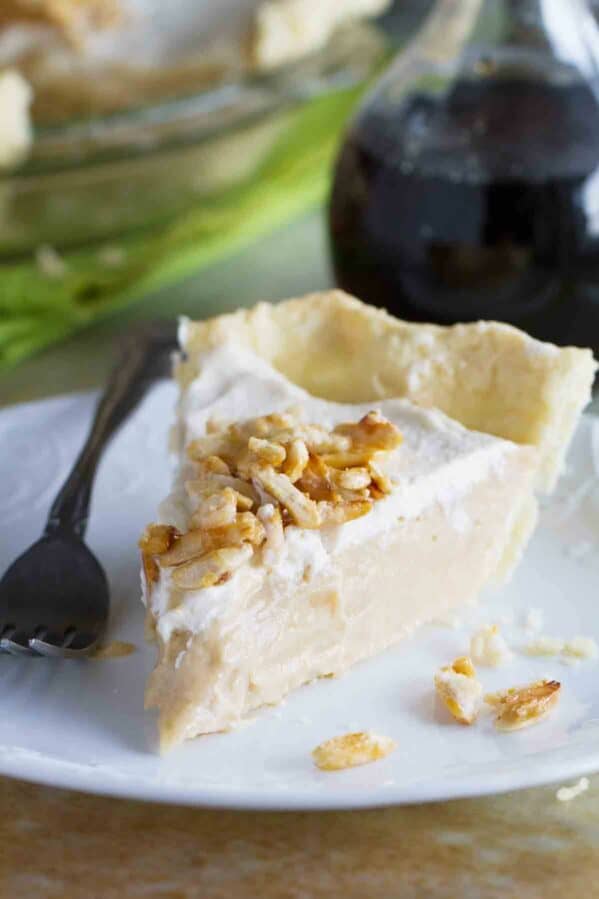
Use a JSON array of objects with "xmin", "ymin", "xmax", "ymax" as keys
[{"xmin": 329, "ymin": 76, "xmax": 599, "ymax": 352}]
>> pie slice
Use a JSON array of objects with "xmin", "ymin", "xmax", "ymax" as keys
[{"xmin": 141, "ymin": 290, "xmax": 595, "ymax": 750}]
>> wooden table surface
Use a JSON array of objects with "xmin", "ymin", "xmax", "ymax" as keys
[
  {"xmin": 3, "ymin": 775, "xmax": 599, "ymax": 898},
  {"xmin": 1, "ymin": 214, "xmax": 598, "ymax": 898}
]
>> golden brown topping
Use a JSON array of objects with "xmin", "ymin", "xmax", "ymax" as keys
[
  {"xmin": 251, "ymin": 465, "xmax": 321, "ymax": 529},
  {"xmin": 158, "ymin": 529, "xmax": 207, "ymax": 567},
  {"xmin": 312, "ymin": 732, "xmax": 396, "ymax": 771},
  {"xmin": 186, "ymin": 513, "xmax": 265, "ymax": 553},
  {"xmin": 258, "ymin": 504, "xmax": 285, "ymax": 563},
  {"xmin": 187, "ymin": 432, "xmax": 240, "ymax": 463},
  {"xmin": 248, "ymin": 436, "xmax": 287, "ymax": 467},
  {"xmin": 201, "ymin": 455, "xmax": 231, "ymax": 475},
  {"xmin": 205, "ymin": 416, "xmax": 230, "ymax": 434},
  {"xmin": 255, "ymin": 410, "xmax": 297, "ymax": 433},
  {"xmin": 172, "ymin": 544, "xmax": 254, "ymax": 590},
  {"xmin": 335, "ymin": 410, "xmax": 403, "ymax": 451},
  {"xmin": 283, "ymin": 438, "xmax": 309, "ymax": 483},
  {"xmin": 319, "ymin": 450, "xmax": 376, "ymax": 469},
  {"xmin": 319, "ymin": 499, "xmax": 373, "ymax": 526},
  {"xmin": 485, "ymin": 679, "xmax": 561, "ymax": 731},
  {"xmin": 334, "ymin": 467, "xmax": 372, "ymax": 491},
  {"xmin": 186, "ymin": 474, "xmax": 257, "ymax": 504},
  {"xmin": 192, "ymin": 487, "xmax": 238, "ymax": 530},
  {"xmin": 296, "ymin": 455, "xmax": 337, "ymax": 502},
  {"xmin": 368, "ymin": 458, "xmax": 393, "ymax": 495},
  {"xmin": 452, "ymin": 656, "xmax": 477, "ymax": 678},
  {"xmin": 138, "ymin": 524, "xmax": 179, "ymax": 556},
  {"xmin": 235, "ymin": 511, "xmax": 266, "ymax": 546},
  {"xmin": 434, "ymin": 656, "xmax": 482, "ymax": 725},
  {"xmin": 141, "ymin": 406, "xmax": 402, "ymax": 591},
  {"xmin": 297, "ymin": 425, "xmax": 351, "ymax": 454},
  {"xmin": 213, "ymin": 512, "xmax": 265, "ymax": 548},
  {"xmin": 142, "ymin": 553, "xmax": 160, "ymax": 588},
  {"xmin": 232, "ymin": 490, "xmax": 254, "ymax": 512}
]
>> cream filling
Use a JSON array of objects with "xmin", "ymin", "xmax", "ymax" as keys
[
  {"xmin": 146, "ymin": 340, "xmax": 525, "ymax": 646},
  {"xmin": 150, "ymin": 458, "xmax": 536, "ymax": 746}
]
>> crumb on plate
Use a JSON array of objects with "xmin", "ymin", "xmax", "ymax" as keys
[
  {"xmin": 470, "ymin": 624, "xmax": 512, "ymax": 667},
  {"xmin": 485, "ymin": 678, "xmax": 561, "ymax": 732},
  {"xmin": 312, "ymin": 731, "xmax": 396, "ymax": 771},
  {"xmin": 434, "ymin": 656, "xmax": 482, "ymax": 725},
  {"xmin": 556, "ymin": 777, "xmax": 589, "ymax": 802}
]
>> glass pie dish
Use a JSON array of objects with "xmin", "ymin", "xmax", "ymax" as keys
[
  {"xmin": 0, "ymin": 1, "xmax": 435, "ymax": 373},
  {"xmin": 0, "ymin": 1, "xmax": 432, "ymax": 257}
]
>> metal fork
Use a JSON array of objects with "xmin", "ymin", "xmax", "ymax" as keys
[{"xmin": 0, "ymin": 321, "xmax": 177, "ymax": 658}]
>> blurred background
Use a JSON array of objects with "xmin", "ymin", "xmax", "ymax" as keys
[
  {"xmin": 0, "ymin": 0, "xmax": 430, "ymax": 393},
  {"xmin": 3, "ymin": 0, "xmax": 599, "ymax": 402}
]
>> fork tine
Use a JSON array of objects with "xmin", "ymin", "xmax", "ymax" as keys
[
  {"xmin": 1, "ymin": 637, "xmax": 35, "ymax": 656},
  {"xmin": 29, "ymin": 640, "xmax": 89, "ymax": 658},
  {"xmin": 62, "ymin": 627, "xmax": 77, "ymax": 649},
  {"xmin": 27, "ymin": 638, "xmax": 61, "ymax": 657},
  {"xmin": 0, "ymin": 624, "xmax": 34, "ymax": 655},
  {"xmin": 26, "ymin": 626, "xmax": 48, "ymax": 657},
  {"xmin": 29, "ymin": 629, "xmax": 96, "ymax": 659},
  {"xmin": 27, "ymin": 626, "xmax": 69, "ymax": 656},
  {"xmin": 28, "ymin": 625, "xmax": 73, "ymax": 652}
]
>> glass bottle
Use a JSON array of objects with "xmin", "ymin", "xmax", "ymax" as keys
[{"xmin": 329, "ymin": 0, "xmax": 599, "ymax": 352}]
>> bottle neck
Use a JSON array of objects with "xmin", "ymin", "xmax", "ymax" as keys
[
  {"xmin": 479, "ymin": 0, "xmax": 599, "ymax": 79},
  {"xmin": 377, "ymin": 0, "xmax": 484, "ymax": 100},
  {"xmin": 411, "ymin": 0, "xmax": 599, "ymax": 90},
  {"xmin": 369, "ymin": 0, "xmax": 599, "ymax": 117}
]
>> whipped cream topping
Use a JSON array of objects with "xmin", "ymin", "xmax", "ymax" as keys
[{"xmin": 146, "ymin": 340, "xmax": 522, "ymax": 643}]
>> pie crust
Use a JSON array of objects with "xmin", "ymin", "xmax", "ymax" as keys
[{"xmin": 179, "ymin": 290, "xmax": 596, "ymax": 491}]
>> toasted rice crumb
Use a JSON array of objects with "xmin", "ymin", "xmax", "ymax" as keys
[
  {"xmin": 141, "ymin": 407, "xmax": 402, "ymax": 592},
  {"xmin": 434, "ymin": 656, "xmax": 482, "ymax": 725},
  {"xmin": 312, "ymin": 731, "xmax": 396, "ymax": 771},
  {"xmin": 485, "ymin": 678, "xmax": 561, "ymax": 732},
  {"xmin": 562, "ymin": 636, "xmax": 598, "ymax": 660},
  {"xmin": 523, "ymin": 636, "xmax": 564, "ymax": 657}
]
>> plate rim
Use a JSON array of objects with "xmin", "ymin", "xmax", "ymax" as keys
[{"xmin": 2, "ymin": 750, "xmax": 598, "ymax": 809}]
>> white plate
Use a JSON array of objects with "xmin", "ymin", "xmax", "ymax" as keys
[{"xmin": 1, "ymin": 386, "xmax": 599, "ymax": 810}]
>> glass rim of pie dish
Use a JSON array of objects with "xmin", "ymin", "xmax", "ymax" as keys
[{"xmin": 0, "ymin": 2, "xmax": 429, "ymax": 257}]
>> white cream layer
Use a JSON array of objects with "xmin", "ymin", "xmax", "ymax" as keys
[{"xmin": 145, "ymin": 341, "xmax": 522, "ymax": 643}]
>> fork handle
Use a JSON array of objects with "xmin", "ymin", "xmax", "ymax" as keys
[{"xmin": 44, "ymin": 323, "xmax": 177, "ymax": 539}]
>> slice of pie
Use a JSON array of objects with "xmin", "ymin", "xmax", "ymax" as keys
[{"xmin": 141, "ymin": 290, "xmax": 595, "ymax": 750}]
